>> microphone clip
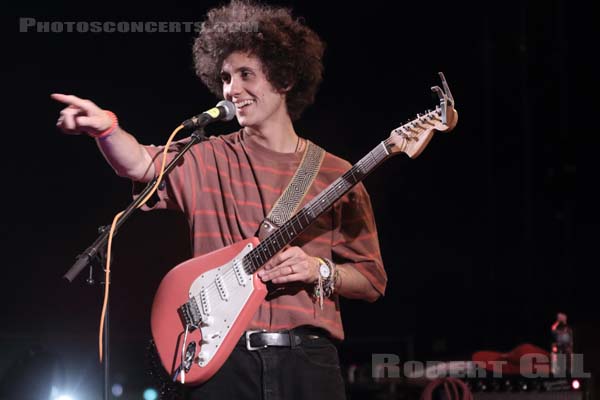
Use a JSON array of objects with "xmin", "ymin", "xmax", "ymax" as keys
[{"xmin": 190, "ymin": 128, "xmax": 208, "ymax": 142}]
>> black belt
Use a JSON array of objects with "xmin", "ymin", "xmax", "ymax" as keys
[{"xmin": 243, "ymin": 327, "xmax": 325, "ymax": 351}]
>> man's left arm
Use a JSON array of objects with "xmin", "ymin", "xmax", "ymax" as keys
[
  {"xmin": 334, "ymin": 263, "xmax": 382, "ymax": 302},
  {"xmin": 328, "ymin": 183, "xmax": 387, "ymax": 302}
]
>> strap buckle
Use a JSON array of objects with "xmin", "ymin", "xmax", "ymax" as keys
[{"xmin": 245, "ymin": 329, "xmax": 268, "ymax": 351}]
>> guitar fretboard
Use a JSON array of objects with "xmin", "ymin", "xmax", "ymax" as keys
[{"xmin": 242, "ymin": 141, "xmax": 391, "ymax": 274}]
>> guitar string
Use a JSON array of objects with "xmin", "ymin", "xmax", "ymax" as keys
[
  {"xmin": 195, "ymin": 145, "xmax": 385, "ymax": 310},
  {"xmin": 238, "ymin": 109, "xmax": 441, "ymax": 276},
  {"xmin": 246, "ymin": 141, "xmax": 388, "ymax": 269},
  {"xmin": 193, "ymin": 110, "xmax": 443, "ymax": 312},
  {"xmin": 248, "ymin": 109, "xmax": 442, "ymax": 273}
]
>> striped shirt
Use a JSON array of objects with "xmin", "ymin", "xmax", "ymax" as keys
[{"xmin": 141, "ymin": 130, "xmax": 386, "ymax": 340}]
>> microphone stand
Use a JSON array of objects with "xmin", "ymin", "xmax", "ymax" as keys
[{"xmin": 63, "ymin": 128, "xmax": 208, "ymax": 400}]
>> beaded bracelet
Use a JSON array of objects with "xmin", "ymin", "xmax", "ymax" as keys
[{"xmin": 89, "ymin": 110, "xmax": 118, "ymax": 139}]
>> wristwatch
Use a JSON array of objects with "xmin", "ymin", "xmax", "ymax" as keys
[
  {"xmin": 315, "ymin": 257, "xmax": 336, "ymax": 297},
  {"xmin": 318, "ymin": 259, "xmax": 332, "ymax": 280}
]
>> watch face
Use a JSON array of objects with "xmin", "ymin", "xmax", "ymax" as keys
[{"xmin": 319, "ymin": 263, "xmax": 331, "ymax": 278}]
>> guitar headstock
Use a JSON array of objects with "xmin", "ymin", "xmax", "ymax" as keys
[{"xmin": 386, "ymin": 72, "xmax": 458, "ymax": 159}]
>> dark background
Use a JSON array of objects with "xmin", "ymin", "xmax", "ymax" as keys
[{"xmin": 3, "ymin": 1, "xmax": 586, "ymax": 399}]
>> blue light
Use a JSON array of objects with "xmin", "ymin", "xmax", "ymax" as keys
[
  {"xmin": 111, "ymin": 383, "xmax": 124, "ymax": 397},
  {"xmin": 143, "ymin": 388, "xmax": 159, "ymax": 400}
]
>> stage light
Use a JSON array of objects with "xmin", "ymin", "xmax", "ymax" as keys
[
  {"xmin": 56, "ymin": 395, "xmax": 74, "ymax": 400},
  {"xmin": 143, "ymin": 387, "xmax": 159, "ymax": 400},
  {"xmin": 571, "ymin": 379, "xmax": 580, "ymax": 390},
  {"xmin": 111, "ymin": 383, "xmax": 124, "ymax": 397}
]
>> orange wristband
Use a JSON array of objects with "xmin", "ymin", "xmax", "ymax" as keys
[{"xmin": 89, "ymin": 110, "xmax": 118, "ymax": 139}]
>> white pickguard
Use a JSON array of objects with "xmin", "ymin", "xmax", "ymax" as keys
[{"xmin": 188, "ymin": 243, "xmax": 255, "ymax": 367}]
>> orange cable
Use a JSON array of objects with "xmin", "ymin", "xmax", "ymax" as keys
[{"xmin": 99, "ymin": 124, "xmax": 185, "ymax": 361}]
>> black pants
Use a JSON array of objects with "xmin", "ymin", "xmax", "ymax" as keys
[{"xmin": 184, "ymin": 330, "xmax": 347, "ymax": 400}]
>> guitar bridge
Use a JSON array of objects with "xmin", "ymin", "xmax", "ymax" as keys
[{"xmin": 178, "ymin": 297, "xmax": 201, "ymax": 330}]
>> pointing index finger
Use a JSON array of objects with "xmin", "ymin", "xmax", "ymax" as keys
[{"xmin": 50, "ymin": 93, "xmax": 93, "ymax": 111}]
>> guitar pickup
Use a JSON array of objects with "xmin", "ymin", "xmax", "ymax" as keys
[
  {"xmin": 215, "ymin": 275, "xmax": 229, "ymax": 301},
  {"xmin": 178, "ymin": 296, "xmax": 201, "ymax": 329}
]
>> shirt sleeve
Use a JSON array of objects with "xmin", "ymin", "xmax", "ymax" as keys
[{"xmin": 331, "ymin": 182, "xmax": 387, "ymax": 296}]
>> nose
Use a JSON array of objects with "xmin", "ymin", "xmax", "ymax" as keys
[{"xmin": 224, "ymin": 76, "xmax": 242, "ymax": 100}]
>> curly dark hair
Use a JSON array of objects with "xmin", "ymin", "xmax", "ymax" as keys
[{"xmin": 192, "ymin": 0, "xmax": 325, "ymax": 121}]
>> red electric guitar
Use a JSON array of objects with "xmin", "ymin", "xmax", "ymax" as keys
[{"xmin": 151, "ymin": 73, "xmax": 458, "ymax": 385}]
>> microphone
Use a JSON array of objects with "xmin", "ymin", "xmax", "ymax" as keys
[{"xmin": 182, "ymin": 100, "xmax": 236, "ymax": 129}]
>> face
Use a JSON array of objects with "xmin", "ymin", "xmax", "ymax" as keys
[{"xmin": 220, "ymin": 52, "xmax": 289, "ymax": 129}]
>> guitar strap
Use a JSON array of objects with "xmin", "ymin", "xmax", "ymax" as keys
[{"xmin": 257, "ymin": 140, "xmax": 325, "ymax": 241}]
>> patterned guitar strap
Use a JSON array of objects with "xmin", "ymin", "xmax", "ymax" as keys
[{"xmin": 257, "ymin": 140, "xmax": 325, "ymax": 241}]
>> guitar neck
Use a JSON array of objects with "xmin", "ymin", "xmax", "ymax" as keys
[{"xmin": 243, "ymin": 141, "xmax": 392, "ymax": 274}]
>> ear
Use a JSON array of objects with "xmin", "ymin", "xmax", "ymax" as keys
[{"xmin": 279, "ymin": 80, "xmax": 294, "ymax": 94}]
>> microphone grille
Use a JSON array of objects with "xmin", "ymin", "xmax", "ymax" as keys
[{"xmin": 217, "ymin": 100, "xmax": 236, "ymax": 121}]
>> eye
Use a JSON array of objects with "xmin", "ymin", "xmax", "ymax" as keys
[
  {"xmin": 220, "ymin": 72, "xmax": 231, "ymax": 84},
  {"xmin": 241, "ymin": 69, "xmax": 253, "ymax": 79}
]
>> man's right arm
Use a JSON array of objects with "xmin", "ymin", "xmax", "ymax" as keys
[
  {"xmin": 95, "ymin": 127, "xmax": 155, "ymax": 182},
  {"xmin": 51, "ymin": 93, "xmax": 155, "ymax": 182}
]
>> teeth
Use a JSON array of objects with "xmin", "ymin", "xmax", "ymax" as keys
[{"xmin": 235, "ymin": 99, "xmax": 254, "ymax": 108}]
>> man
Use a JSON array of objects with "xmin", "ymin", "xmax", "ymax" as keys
[{"xmin": 53, "ymin": 1, "xmax": 386, "ymax": 399}]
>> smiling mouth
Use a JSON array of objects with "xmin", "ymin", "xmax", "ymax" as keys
[{"xmin": 234, "ymin": 99, "xmax": 255, "ymax": 110}]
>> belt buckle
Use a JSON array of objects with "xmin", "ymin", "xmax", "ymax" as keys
[{"xmin": 245, "ymin": 329, "xmax": 268, "ymax": 351}]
